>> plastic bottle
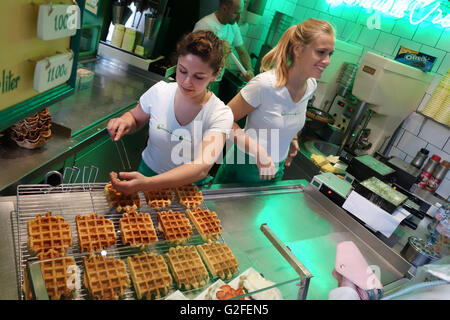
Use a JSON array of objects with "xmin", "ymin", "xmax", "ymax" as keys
[
  {"xmin": 427, "ymin": 204, "xmax": 449, "ymax": 233},
  {"xmin": 410, "ymin": 148, "xmax": 429, "ymax": 169},
  {"xmin": 427, "ymin": 218, "xmax": 450, "ymax": 257},
  {"xmin": 426, "ymin": 160, "xmax": 450, "ymax": 192},
  {"xmin": 418, "ymin": 155, "xmax": 441, "ymax": 188}
]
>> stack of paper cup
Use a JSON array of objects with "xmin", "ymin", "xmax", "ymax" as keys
[
  {"xmin": 111, "ymin": 24, "xmax": 125, "ymax": 47},
  {"xmin": 422, "ymin": 70, "xmax": 449, "ymax": 123}
]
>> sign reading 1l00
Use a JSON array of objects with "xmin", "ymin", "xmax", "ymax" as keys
[
  {"xmin": 37, "ymin": 4, "xmax": 80, "ymax": 41},
  {"xmin": 34, "ymin": 52, "xmax": 74, "ymax": 93}
]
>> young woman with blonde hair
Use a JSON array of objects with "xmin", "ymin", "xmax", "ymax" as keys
[{"xmin": 214, "ymin": 18, "xmax": 336, "ymax": 184}]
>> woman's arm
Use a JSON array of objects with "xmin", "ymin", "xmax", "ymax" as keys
[
  {"xmin": 110, "ymin": 131, "xmax": 226, "ymax": 193},
  {"xmin": 107, "ymin": 103, "xmax": 150, "ymax": 141},
  {"xmin": 228, "ymin": 93, "xmax": 276, "ymax": 180}
]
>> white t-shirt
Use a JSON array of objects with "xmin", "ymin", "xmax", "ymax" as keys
[
  {"xmin": 139, "ymin": 81, "xmax": 234, "ymax": 173},
  {"xmin": 193, "ymin": 13, "xmax": 244, "ymax": 82},
  {"xmin": 240, "ymin": 69, "xmax": 317, "ymax": 163}
]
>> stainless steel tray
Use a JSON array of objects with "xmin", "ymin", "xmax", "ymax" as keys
[{"xmin": 14, "ymin": 183, "xmax": 240, "ymax": 300}]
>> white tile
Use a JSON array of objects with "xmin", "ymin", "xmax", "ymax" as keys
[
  {"xmin": 405, "ymin": 154, "xmax": 414, "ymax": 163},
  {"xmin": 293, "ymin": 5, "xmax": 306, "ymax": 24},
  {"xmin": 392, "ymin": 128, "xmax": 405, "ymax": 147},
  {"xmin": 374, "ymin": 32, "xmax": 400, "ymax": 56},
  {"xmin": 401, "ymin": 112, "xmax": 425, "ymax": 135},
  {"xmin": 299, "ymin": 0, "xmax": 318, "ymax": 9},
  {"xmin": 436, "ymin": 177, "xmax": 450, "ymax": 199},
  {"xmin": 437, "ymin": 53, "xmax": 450, "ymax": 76},
  {"xmin": 444, "ymin": 138, "xmax": 450, "ymax": 155},
  {"xmin": 417, "ymin": 93, "xmax": 431, "ymax": 112},
  {"xmin": 418, "ymin": 119, "xmax": 450, "ymax": 149},
  {"xmin": 426, "ymin": 74, "xmax": 443, "ymax": 94},
  {"xmin": 284, "ymin": 1, "xmax": 296, "ymax": 15},
  {"xmin": 425, "ymin": 143, "xmax": 450, "ymax": 162},
  {"xmin": 397, "ymin": 130, "xmax": 428, "ymax": 157},
  {"xmin": 388, "ymin": 146, "xmax": 407, "ymax": 160}
]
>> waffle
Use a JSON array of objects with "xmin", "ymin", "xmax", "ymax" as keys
[
  {"xmin": 174, "ymin": 185, "xmax": 203, "ymax": 208},
  {"xmin": 143, "ymin": 188, "xmax": 174, "ymax": 210},
  {"xmin": 27, "ymin": 211, "xmax": 73, "ymax": 255},
  {"xmin": 127, "ymin": 252, "xmax": 172, "ymax": 299},
  {"xmin": 83, "ymin": 254, "xmax": 130, "ymax": 300},
  {"xmin": 197, "ymin": 240, "xmax": 239, "ymax": 280},
  {"xmin": 104, "ymin": 182, "xmax": 141, "ymax": 212},
  {"xmin": 23, "ymin": 249, "xmax": 77, "ymax": 300},
  {"xmin": 119, "ymin": 210, "xmax": 158, "ymax": 246},
  {"xmin": 76, "ymin": 213, "xmax": 117, "ymax": 252},
  {"xmin": 165, "ymin": 245, "xmax": 209, "ymax": 290},
  {"xmin": 186, "ymin": 208, "xmax": 222, "ymax": 241},
  {"xmin": 157, "ymin": 210, "xmax": 193, "ymax": 244}
]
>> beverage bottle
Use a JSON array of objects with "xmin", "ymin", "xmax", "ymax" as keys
[
  {"xmin": 427, "ymin": 204, "xmax": 449, "ymax": 233},
  {"xmin": 418, "ymin": 155, "xmax": 441, "ymax": 188},
  {"xmin": 410, "ymin": 148, "xmax": 429, "ymax": 169},
  {"xmin": 426, "ymin": 160, "xmax": 450, "ymax": 192}
]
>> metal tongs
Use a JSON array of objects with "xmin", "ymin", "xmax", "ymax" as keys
[
  {"xmin": 114, "ymin": 139, "xmax": 132, "ymax": 171},
  {"xmin": 44, "ymin": 166, "xmax": 99, "ymax": 192}
]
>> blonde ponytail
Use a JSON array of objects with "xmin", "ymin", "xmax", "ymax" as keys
[{"xmin": 261, "ymin": 18, "xmax": 335, "ymax": 87}]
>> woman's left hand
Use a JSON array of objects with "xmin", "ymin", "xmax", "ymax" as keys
[
  {"xmin": 109, "ymin": 171, "xmax": 147, "ymax": 194},
  {"xmin": 285, "ymin": 138, "xmax": 300, "ymax": 167}
]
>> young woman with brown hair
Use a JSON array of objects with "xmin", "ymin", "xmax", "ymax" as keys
[
  {"xmin": 214, "ymin": 18, "xmax": 336, "ymax": 184},
  {"xmin": 107, "ymin": 30, "xmax": 233, "ymax": 194}
]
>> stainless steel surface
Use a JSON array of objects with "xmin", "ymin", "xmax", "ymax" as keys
[
  {"xmin": 0, "ymin": 200, "xmax": 17, "ymax": 299},
  {"xmin": 339, "ymin": 101, "xmax": 368, "ymax": 155},
  {"xmin": 204, "ymin": 182, "xmax": 413, "ymax": 300},
  {"xmin": 14, "ymin": 183, "xmax": 255, "ymax": 300},
  {"xmin": 49, "ymin": 57, "xmax": 164, "ymax": 136},
  {"xmin": 400, "ymin": 236, "xmax": 440, "ymax": 267},
  {"xmin": 260, "ymin": 223, "xmax": 312, "ymax": 300},
  {"xmin": 0, "ymin": 180, "xmax": 425, "ymax": 300},
  {"xmin": 0, "ymin": 56, "xmax": 166, "ymax": 194}
]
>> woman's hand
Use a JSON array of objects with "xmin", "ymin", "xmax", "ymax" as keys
[
  {"xmin": 107, "ymin": 117, "xmax": 133, "ymax": 142},
  {"xmin": 109, "ymin": 171, "xmax": 148, "ymax": 194},
  {"xmin": 256, "ymin": 151, "xmax": 277, "ymax": 180},
  {"xmin": 106, "ymin": 104, "xmax": 148, "ymax": 141},
  {"xmin": 284, "ymin": 137, "xmax": 300, "ymax": 167}
]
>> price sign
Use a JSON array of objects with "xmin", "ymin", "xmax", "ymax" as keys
[
  {"xmin": 33, "ymin": 52, "xmax": 73, "ymax": 93},
  {"xmin": 37, "ymin": 4, "xmax": 80, "ymax": 41}
]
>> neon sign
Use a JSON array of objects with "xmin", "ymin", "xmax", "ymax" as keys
[{"xmin": 326, "ymin": 0, "xmax": 450, "ymax": 28}]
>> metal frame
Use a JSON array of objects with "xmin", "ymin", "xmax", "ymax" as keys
[{"xmin": 260, "ymin": 224, "xmax": 313, "ymax": 300}]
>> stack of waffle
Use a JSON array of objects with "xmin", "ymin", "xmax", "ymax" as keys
[
  {"xmin": 166, "ymin": 245, "xmax": 209, "ymax": 290},
  {"xmin": 143, "ymin": 188, "xmax": 174, "ymax": 210},
  {"xmin": 76, "ymin": 213, "xmax": 117, "ymax": 252},
  {"xmin": 83, "ymin": 254, "xmax": 130, "ymax": 300},
  {"xmin": 174, "ymin": 185, "xmax": 203, "ymax": 209},
  {"xmin": 127, "ymin": 252, "xmax": 172, "ymax": 299},
  {"xmin": 157, "ymin": 210, "xmax": 193, "ymax": 244},
  {"xmin": 26, "ymin": 212, "xmax": 75, "ymax": 299},
  {"xmin": 104, "ymin": 182, "xmax": 141, "ymax": 212},
  {"xmin": 119, "ymin": 209, "xmax": 158, "ymax": 246},
  {"xmin": 27, "ymin": 211, "xmax": 73, "ymax": 256},
  {"xmin": 186, "ymin": 208, "xmax": 222, "ymax": 241},
  {"xmin": 197, "ymin": 240, "xmax": 238, "ymax": 280},
  {"xmin": 10, "ymin": 108, "xmax": 52, "ymax": 149}
]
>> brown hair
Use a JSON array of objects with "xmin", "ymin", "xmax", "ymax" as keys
[
  {"xmin": 261, "ymin": 18, "xmax": 335, "ymax": 87},
  {"xmin": 177, "ymin": 30, "xmax": 230, "ymax": 75}
]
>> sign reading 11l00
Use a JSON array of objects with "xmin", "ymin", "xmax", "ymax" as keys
[
  {"xmin": 34, "ymin": 52, "xmax": 73, "ymax": 93},
  {"xmin": 37, "ymin": 4, "xmax": 80, "ymax": 41}
]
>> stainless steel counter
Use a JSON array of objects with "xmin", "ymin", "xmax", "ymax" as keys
[
  {"xmin": 0, "ymin": 56, "xmax": 167, "ymax": 195},
  {"xmin": 0, "ymin": 180, "xmax": 426, "ymax": 300}
]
